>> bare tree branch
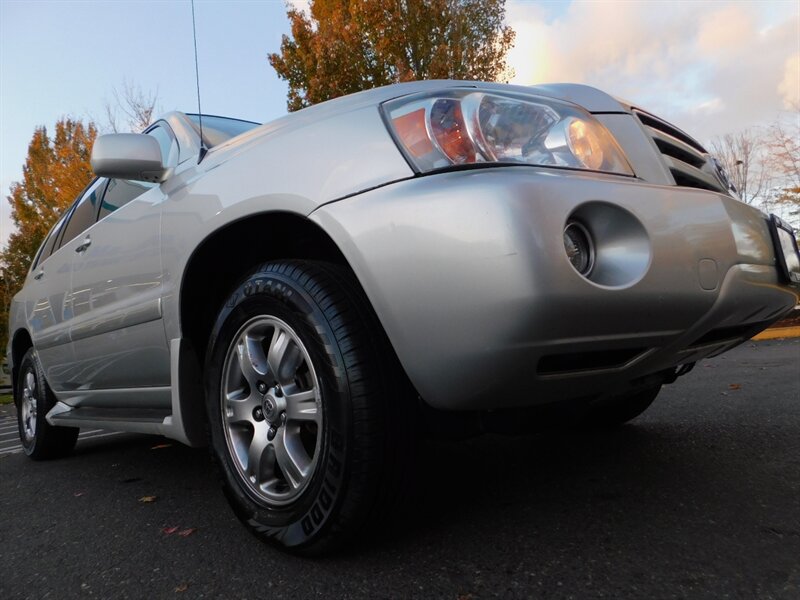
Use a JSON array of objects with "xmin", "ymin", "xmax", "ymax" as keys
[
  {"xmin": 709, "ymin": 130, "xmax": 770, "ymax": 205},
  {"xmin": 764, "ymin": 103, "xmax": 800, "ymax": 191},
  {"xmin": 101, "ymin": 79, "xmax": 159, "ymax": 133}
]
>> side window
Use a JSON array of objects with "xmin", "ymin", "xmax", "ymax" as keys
[
  {"xmin": 58, "ymin": 179, "xmax": 107, "ymax": 248},
  {"xmin": 32, "ymin": 217, "xmax": 65, "ymax": 269},
  {"xmin": 98, "ymin": 179, "xmax": 154, "ymax": 220}
]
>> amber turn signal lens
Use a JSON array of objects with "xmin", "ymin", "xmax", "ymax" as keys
[
  {"xmin": 392, "ymin": 108, "xmax": 434, "ymax": 158},
  {"xmin": 567, "ymin": 119, "xmax": 604, "ymax": 171}
]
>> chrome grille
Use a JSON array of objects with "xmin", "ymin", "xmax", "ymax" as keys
[{"xmin": 633, "ymin": 109, "xmax": 731, "ymax": 195}]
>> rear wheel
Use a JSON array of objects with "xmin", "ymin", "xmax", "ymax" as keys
[
  {"xmin": 16, "ymin": 348, "xmax": 79, "ymax": 460},
  {"xmin": 205, "ymin": 260, "xmax": 412, "ymax": 554}
]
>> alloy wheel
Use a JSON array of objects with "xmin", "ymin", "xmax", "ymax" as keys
[{"xmin": 220, "ymin": 316, "xmax": 323, "ymax": 505}]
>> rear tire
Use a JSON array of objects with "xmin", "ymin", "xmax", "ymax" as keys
[
  {"xmin": 16, "ymin": 348, "xmax": 79, "ymax": 460},
  {"xmin": 204, "ymin": 260, "xmax": 413, "ymax": 555}
]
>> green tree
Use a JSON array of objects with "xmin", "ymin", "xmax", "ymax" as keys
[
  {"xmin": 1, "ymin": 118, "xmax": 96, "ymax": 360},
  {"xmin": 268, "ymin": 0, "xmax": 516, "ymax": 112}
]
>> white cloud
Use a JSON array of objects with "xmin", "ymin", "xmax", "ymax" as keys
[
  {"xmin": 506, "ymin": 0, "xmax": 799, "ymax": 143},
  {"xmin": 778, "ymin": 53, "xmax": 799, "ymax": 108},
  {"xmin": 690, "ymin": 98, "xmax": 725, "ymax": 116}
]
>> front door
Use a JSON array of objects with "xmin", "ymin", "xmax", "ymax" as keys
[
  {"xmin": 67, "ymin": 177, "xmax": 169, "ymax": 393},
  {"xmin": 65, "ymin": 122, "xmax": 179, "ymax": 398}
]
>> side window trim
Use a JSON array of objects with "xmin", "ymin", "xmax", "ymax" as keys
[
  {"xmin": 54, "ymin": 178, "xmax": 108, "ymax": 252},
  {"xmin": 92, "ymin": 178, "xmax": 110, "ymax": 224},
  {"xmin": 145, "ymin": 120, "xmax": 179, "ymax": 166},
  {"xmin": 32, "ymin": 217, "xmax": 64, "ymax": 270},
  {"xmin": 51, "ymin": 176, "xmax": 100, "ymax": 253}
]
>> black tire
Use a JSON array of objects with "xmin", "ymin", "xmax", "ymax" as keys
[
  {"xmin": 16, "ymin": 348, "xmax": 79, "ymax": 460},
  {"xmin": 204, "ymin": 260, "xmax": 413, "ymax": 555},
  {"xmin": 585, "ymin": 385, "xmax": 661, "ymax": 427}
]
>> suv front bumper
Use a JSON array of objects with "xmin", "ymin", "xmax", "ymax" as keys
[{"xmin": 312, "ymin": 167, "xmax": 799, "ymax": 410}]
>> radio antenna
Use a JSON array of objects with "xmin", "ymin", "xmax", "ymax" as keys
[{"xmin": 191, "ymin": 0, "xmax": 208, "ymax": 162}]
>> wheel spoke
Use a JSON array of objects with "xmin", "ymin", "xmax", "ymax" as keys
[
  {"xmin": 246, "ymin": 425, "xmax": 271, "ymax": 480},
  {"xmin": 226, "ymin": 393, "xmax": 257, "ymax": 426},
  {"xmin": 273, "ymin": 428, "xmax": 308, "ymax": 489},
  {"xmin": 284, "ymin": 388, "xmax": 319, "ymax": 423},
  {"xmin": 26, "ymin": 371, "xmax": 36, "ymax": 394},
  {"xmin": 236, "ymin": 335, "xmax": 268, "ymax": 387},
  {"xmin": 267, "ymin": 327, "xmax": 303, "ymax": 385}
]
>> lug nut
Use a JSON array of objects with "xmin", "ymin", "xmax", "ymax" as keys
[
  {"xmin": 253, "ymin": 407, "xmax": 265, "ymax": 422},
  {"xmin": 257, "ymin": 381, "xmax": 267, "ymax": 394},
  {"xmin": 275, "ymin": 384, "xmax": 282, "ymax": 396},
  {"xmin": 279, "ymin": 412, "xmax": 287, "ymax": 426},
  {"xmin": 267, "ymin": 426, "xmax": 277, "ymax": 441}
]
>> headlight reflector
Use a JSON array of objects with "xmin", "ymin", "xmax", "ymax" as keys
[{"xmin": 385, "ymin": 90, "xmax": 633, "ymax": 176}]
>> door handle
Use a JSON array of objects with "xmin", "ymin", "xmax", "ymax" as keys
[
  {"xmin": 75, "ymin": 236, "xmax": 92, "ymax": 253},
  {"xmin": 33, "ymin": 268, "xmax": 44, "ymax": 280}
]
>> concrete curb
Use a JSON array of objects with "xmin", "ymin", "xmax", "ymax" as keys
[{"xmin": 753, "ymin": 326, "xmax": 800, "ymax": 341}]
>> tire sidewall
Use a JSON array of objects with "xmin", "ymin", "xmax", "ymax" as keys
[
  {"xmin": 17, "ymin": 349, "xmax": 47, "ymax": 456},
  {"xmin": 205, "ymin": 268, "xmax": 352, "ymax": 550}
]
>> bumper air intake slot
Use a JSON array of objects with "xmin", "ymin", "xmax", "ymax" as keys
[{"xmin": 537, "ymin": 347, "xmax": 646, "ymax": 376}]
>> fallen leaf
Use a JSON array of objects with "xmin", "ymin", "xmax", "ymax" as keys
[
  {"xmin": 162, "ymin": 526, "xmax": 180, "ymax": 535},
  {"xmin": 729, "ymin": 383, "xmax": 742, "ymax": 390},
  {"xmin": 175, "ymin": 583, "xmax": 189, "ymax": 593},
  {"xmin": 151, "ymin": 443, "xmax": 172, "ymax": 450},
  {"xmin": 177, "ymin": 528, "xmax": 197, "ymax": 537},
  {"xmin": 138, "ymin": 495, "xmax": 157, "ymax": 503}
]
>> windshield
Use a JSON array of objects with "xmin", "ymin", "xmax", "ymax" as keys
[{"xmin": 186, "ymin": 114, "xmax": 260, "ymax": 147}]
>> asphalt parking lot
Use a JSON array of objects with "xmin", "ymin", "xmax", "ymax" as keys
[{"xmin": 1, "ymin": 338, "xmax": 798, "ymax": 599}]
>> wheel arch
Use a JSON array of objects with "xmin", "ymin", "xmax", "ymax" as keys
[
  {"xmin": 10, "ymin": 328, "xmax": 33, "ymax": 396},
  {"xmin": 176, "ymin": 211, "xmax": 414, "ymax": 440},
  {"xmin": 179, "ymin": 211, "xmax": 355, "ymax": 367}
]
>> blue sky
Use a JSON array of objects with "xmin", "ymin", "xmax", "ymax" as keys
[
  {"xmin": 1, "ymin": 0, "xmax": 293, "ymax": 245},
  {"xmin": 2, "ymin": 0, "xmax": 798, "ymax": 246}
]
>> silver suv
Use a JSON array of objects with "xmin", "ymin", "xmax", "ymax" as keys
[{"xmin": 7, "ymin": 81, "xmax": 800, "ymax": 554}]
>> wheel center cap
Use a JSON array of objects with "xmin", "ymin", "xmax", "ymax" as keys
[{"xmin": 262, "ymin": 393, "xmax": 284, "ymax": 423}]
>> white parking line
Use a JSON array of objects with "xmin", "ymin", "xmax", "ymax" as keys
[
  {"xmin": 77, "ymin": 431, "xmax": 124, "ymax": 442},
  {"xmin": 0, "ymin": 431, "xmax": 125, "ymax": 456}
]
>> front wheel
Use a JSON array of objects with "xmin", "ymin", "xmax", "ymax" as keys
[
  {"xmin": 16, "ymin": 348, "xmax": 79, "ymax": 460},
  {"xmin": 205, "ymin": 261, "xmax": 412, "ymax": 554}
]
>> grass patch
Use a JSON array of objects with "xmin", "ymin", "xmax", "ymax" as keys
[{"xmin": 0, "ymin": 394, "xmax": 14, "ymax": 405}]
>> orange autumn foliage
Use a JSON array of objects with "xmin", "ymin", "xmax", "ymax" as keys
[
  {"xmin": 269, "ymin": 0, "xmax": 515, "ymax": 112},
  {"xmin": 1, "ymin": 118, "xmax": 97, "ymax": 358}
]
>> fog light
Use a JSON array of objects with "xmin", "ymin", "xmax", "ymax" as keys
[{"xmin": 564, "ymin": 221, "xmax": 594, "ymax": 275}]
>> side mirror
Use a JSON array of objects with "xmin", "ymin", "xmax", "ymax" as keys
[{"xmin": 91, "ymin": 134, "xmax": 171, "ymax": 183}]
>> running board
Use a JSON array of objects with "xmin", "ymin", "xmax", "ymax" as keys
[
  {"xmin": 45, "ymin": 339, "xmax": 207, "ymax": 447},
  {"xmin": 47, "ymin": 404, "xmax": 172, "ymax": 436}
]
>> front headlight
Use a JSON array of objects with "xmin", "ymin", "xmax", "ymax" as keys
[{"xmin": 383, "ymin": 89, "xmax": 634, "ymax": 176}]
